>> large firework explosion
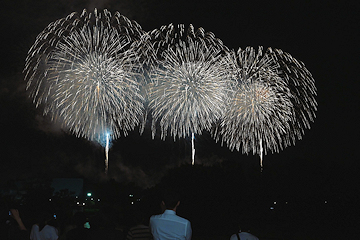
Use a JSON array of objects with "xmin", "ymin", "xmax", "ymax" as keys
[
  {"xmin": 24, "ymin": 9, "xmax": 146, "ymax": 173},
  {"xmin": 268, "ymin": 48, "xmax": 317, "ymax": 138},
  {"xmin": 149, "ymin": 39, "xmax": 232, "ymax": 139},
  {"xmin": 135, "ymin": 24, "xmax": 232, "ymax": 137},
  {"xmin": 132, "ymin": 24, "xmax": 233, "ymax": 164},
  {"xmin": 24, "ymin": 8, "xmax": 317, "ymax": 170},
  {"xmin": 213, "ymin": 46, "xmax": 317, "ymax": 167},
  {"xmin": 24, "ymin": 9, "xmax": 145, "ymax": 144}
]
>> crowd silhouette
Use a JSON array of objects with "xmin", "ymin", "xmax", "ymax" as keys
[
  {"xmin": 1, "ymin": 162, "xmax": 350, "ymax": 239},
  {"xmin": 2, "ymin": 184, "xmax": 261, "ymax": 240}
]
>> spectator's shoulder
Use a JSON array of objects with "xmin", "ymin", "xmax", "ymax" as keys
[
  {"xmin": 174, "ymin": 214, "xmax": 190, "ymax": 224},
  {"xmin": 150, "ymin": 214, "xmax": 162, "ymax": 220}
]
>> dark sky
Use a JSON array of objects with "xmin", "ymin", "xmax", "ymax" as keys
[{"xmin": 0, "ymin": 0, "xmax": 359, "ymax": 193}]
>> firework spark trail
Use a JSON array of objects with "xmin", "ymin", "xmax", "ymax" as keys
[
  {"xmin": 191, "ymin": 132, "xmax": 195, "ymax": 165},
  {"xmin": 24, "ymin": 9, "xmax": 146, "ymax": 172},
  {"xmin": 213, "ymin": 46, "xmax": 317, "ymax": 167},
  {"xmin": 268, "ymin": 48, "xmax": 317, "ymax": 139},
  {"xmin": 134, "ymin": 24, "xmax": 228, "ymax": 72},
  {"xmin": 105, "ymin": 132, "xmax": 110, "ymax": 174}
]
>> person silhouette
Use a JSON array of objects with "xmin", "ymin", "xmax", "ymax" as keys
[{"xmin": 149, "ymin": 191, "xmax": 192, "ymax": 240}]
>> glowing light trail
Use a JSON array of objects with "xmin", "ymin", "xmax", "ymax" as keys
[
  {"xmin": 105, "ymin": 132, "xmax": 110, "ymax": 174},
  {"xmin": 191, "ymin": 132, "xmax": 195, "ymax": 165}
]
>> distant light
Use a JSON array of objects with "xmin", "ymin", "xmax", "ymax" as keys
[
  {"xmin": 84, "ymin": 222, "xmax": 90, "ymax": 229},
  {"xmin": 98, "ymin": 198, "xmax": 100, "ymax": 201},
  {"xmin": 137, "ymin": 198, "xmax": 140, "ymax": 201},
  {"xmin": 273, "ymin": 201, "xmax": 277, "ymax": 205},
  {"xmin": 90, "ymin": 197, "xmax": 93, "ymax": 201},
  {"xmin": 270, "ymin": 207, "xmax": 274, "ymax": 210},
  {"xmin": 324, "ymin": 200, "xmax": 327, "ymax": 204},
  {"xmin": 76, "ymin": 196, "xmax": 78, "ymax": 198},
  {"xmin": 87, "ymin": 193, "xmax": 92, "ymax": 197},
  {"xmin": 129, "ymin": 194, "xmax": 133, "ymax": 197},
  {"xmin": 285, "ymin": 202, "xmax": 288, "ymax": 204},
  {"xmin": 77, "ymin": 202, "xmax": 80, "ymax": 205},
  {"xmin": 49, "ymin": 198, "xmax": 52, "ymax": 201},
  {"xmin": 83, "ymin": 202, "xmax": 85, "ymax": 206},
  {"xmin": 131, "ymin": 202, "xmax": 134, "ymax": 205}
]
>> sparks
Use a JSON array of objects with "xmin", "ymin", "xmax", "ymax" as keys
[
  {"xmin": 24, "ymin": 9, "xmax": 146, "ymax": 172},
  {"xmin": 213, "ymin": 46, "xmax": 317, "ymax": 167}
]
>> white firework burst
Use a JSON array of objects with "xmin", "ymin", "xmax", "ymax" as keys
[
  {"xmin": 213, "ymin": 46, "xmax": 317, "ymax": 167},
  {"xmin": 134, "ymin": 24, "xmax": 232, "ymax": 164},
  {"xmin": 268, "ymin": 48, "xmax": 317, "ymax": 139},
  {"xmin": 149, "ymin": 38, "xmax": 232, "ymax": 140},
  {"xmin": 134, "ymin": 23, "xmax": 231, "ymax": 137},
  {"xmin": 24, "ymin": 8, "xmax": 145, "ymax": 144}
]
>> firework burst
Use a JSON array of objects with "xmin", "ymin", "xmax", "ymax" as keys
[
  {"xmin": 24, "ymin": 9, "xmax": 146, "ymax": 173},
  {"xmin": 149, "ymin": 40, "xmax": 231, "ymax": 139},
  {"xmin": 134, "ymin": 24, "xmax": 232, "ymax": 164},
  {"xmin": 213, "ymin": 46, "xmax": 317, "ymax": 167},
  {"xmin": 268, "ymin": 48, "xmax": 317, "ymax": 138},
  {"xmin": 24, "ymin": 9, "xmax": 145, "ymax": 145},
  {"xmin": 144, "ymin": 24, "xmax": 232, "ymax": 139}
]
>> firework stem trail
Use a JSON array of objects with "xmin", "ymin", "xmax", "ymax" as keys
[
  {"xmin": 105, "ymin": 133, "xmax": 110, "ymax": 174},
  {"xmin": 191, "ymin": 132, "xmax": 195, "ymax": 165}
]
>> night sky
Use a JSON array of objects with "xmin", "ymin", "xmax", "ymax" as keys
[{"xmin": 0, "ymin": 0, "xmax": 359, "ymax": 202}]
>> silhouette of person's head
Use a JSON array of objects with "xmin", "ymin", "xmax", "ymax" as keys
[{"xmin": 162, "ymin": 191, "xmax": 180, "ymax": 210}]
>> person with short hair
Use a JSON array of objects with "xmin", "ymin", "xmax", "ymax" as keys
[{"xmin": 149, "ymin": 191, "xmax": 192, "ymax": 240}]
